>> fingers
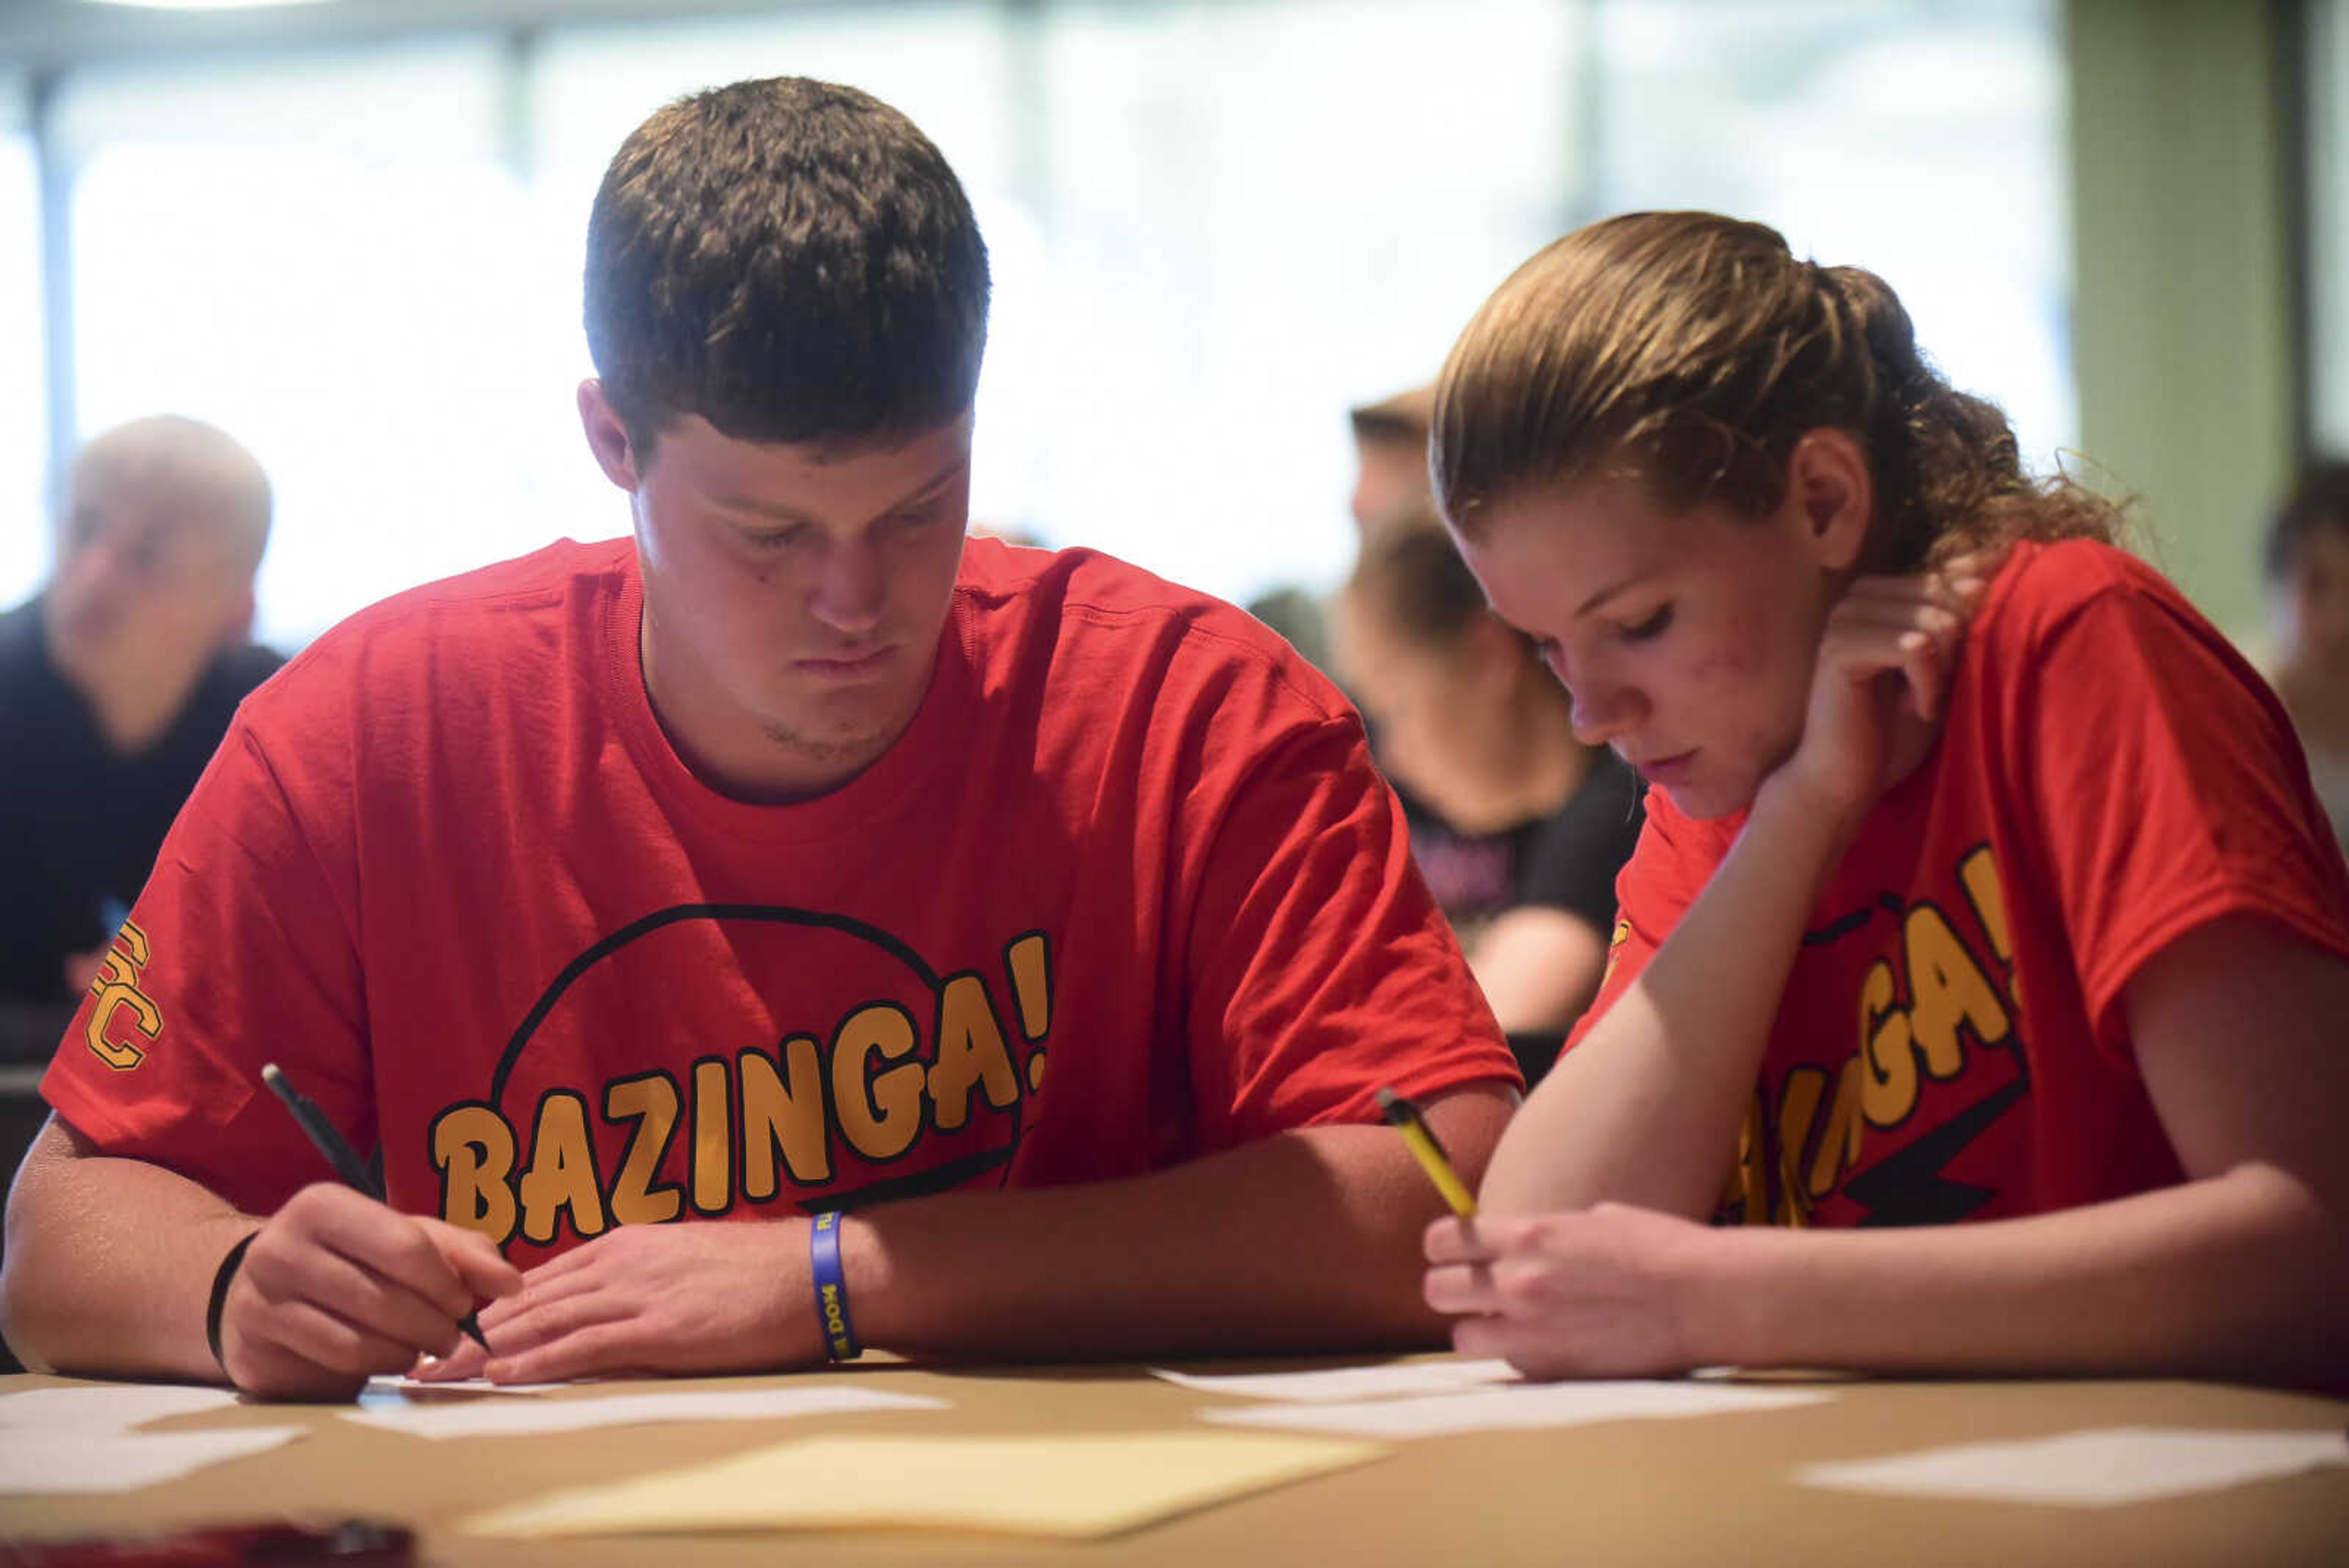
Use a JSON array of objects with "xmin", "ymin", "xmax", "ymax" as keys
[
  {"xmin": 1422, "ymin": 1215, "xmax": 1488, "ymax": 1265},
  {"xmin": 410, "ymin": 1339, "xmax": 489, "ymax": 1382},
  {"xmin": 1449, "ymin": 1315, "xmax": 1588, "ymax": 1383},
  {"xmin": 475, "ymin": 1269, "xmax": 621, "ymax": 1354},
  {"xmin": 485, "ymin": 1321, "xmax": 651, "ymax": 1386},
  {"xmin": 1423, "ymin": 1261, "xmax": 1495, "ymax": 1317},
  {"xmin": 417, "ymin": 1217, "xmax": 525, "ymax": 1302},
  {"xmin": 248, "ymin": 1240, "xmax": 465, "ymax": 1361},
  {"xmin": 220, "ymin": 1184, "xmax": 504, "ymax": 1399},
  {"xmin": 242, "ymin": 1293, "xmax": 425, "ymax": 1381},
  {"xmin": 1424, "ymin": 1213, "xmax": 1557, "ymax": 1264},
  {"xmin": 1823, "ymin": 568, "xmax": 1985, "ymax": 723}
]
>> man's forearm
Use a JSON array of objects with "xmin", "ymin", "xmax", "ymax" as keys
[
  {"xmin": 1703, "ymin": 1164, "xmax": 2349, "ymax": 1384},
  {"xmin": 844, "ymin": 1096, "xmax": 1513, "ymax": 1361},
  {"xmin": 1, "ymin": 1118, "xmax": 255, "ymax": 1381}
]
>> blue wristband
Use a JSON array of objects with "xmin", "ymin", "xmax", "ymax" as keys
[{"xmin": 809, "ymin": 1210, "xmax": 861, "ymax": 1361}]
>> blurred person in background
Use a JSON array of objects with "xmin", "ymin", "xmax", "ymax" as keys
[
  {"xmin": 2263, "ymin": 458, "xmax": 2349, "ymax": 853},
  {"xmin": 1348, "ymin": 384, "xmax": 1438, "ymax": 535},
  {"xmin": 0, "ymin": 415, "xmax": 280, "ymax": 1058},
  {"xmin": 1241, "ymin": 384, "xmax": 1440, "ymax": 675},
  {"xmin": 1337, "ymin": 510, "xmax": 1643, "ymax": 1082}
]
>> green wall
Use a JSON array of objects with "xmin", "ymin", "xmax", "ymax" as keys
[{"xmin": 2067, "ymin": 0, "xmax": 2295, "ymax": 642}]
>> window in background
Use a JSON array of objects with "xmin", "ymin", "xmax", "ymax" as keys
[
  {"xmin": 0, "ymin": 71, "xmax": 49, "ymax": 604},
  {"xmin": 1595, "ymin": 0, "xmax": 2072, "ymax": 471},
  {"xmin": 2315, "ymin": 0, "xmax": 2349, "ymax": 455},
  {"xmin": 1028, "ymin": 0, "xmax": 1582, "ymax": 604},
  {"xmin": 56, "ymin": 39, "xmax": 555, "ymax": 652},
  {"xmin": 22, "ymin": 0, "xmax": 2075, "ymax": 641}
]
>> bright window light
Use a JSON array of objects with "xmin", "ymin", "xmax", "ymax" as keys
[
  {"xmin": 9, "ymin": 1, "xmax": 2074, "ymax": 649},
  {"xmin": 79, "ymin": 1, "xmax": 337, "ymax": 12}
]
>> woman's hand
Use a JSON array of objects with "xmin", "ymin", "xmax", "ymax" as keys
[
  {"xmin": 1423, "ymin": 1206, "xmax": 1722, "ymax": 1378},
  {"xmin": 1763, "ymin": 555, "xmax": 1992, "ymax": 826}
]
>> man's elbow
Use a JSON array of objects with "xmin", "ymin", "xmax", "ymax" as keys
[
  {"xmin": 1, "ymin": 1165, "xmax": 73, "ymax": 1373},
  {"xmin": 1417, "ymin": 1082, "xmax": 1518, "ymax": 1193}
]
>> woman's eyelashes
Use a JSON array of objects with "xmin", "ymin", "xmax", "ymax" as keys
[{"xmin": 1618, "ymin": 604, "xmax": 1674, "ymax": 642}]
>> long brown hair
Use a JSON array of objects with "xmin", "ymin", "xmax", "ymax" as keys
[{"xmin": 1432, "ymin": 211, "xmax": 2115, "ymax": 570}]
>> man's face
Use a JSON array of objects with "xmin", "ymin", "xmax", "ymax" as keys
[
  {"xmin": 1335, "ymin": 597, "xmax": 1526, "ymax": 836},
  {"xmin": 43, "ymin": 465, "xmax": 255, "ymax": 699},
  {"xmin": 1351, "ymin": 434, "xmax": 1434, "ymax": 536},
  {"xmin": 601, "ymin": 395, "xmax": 974, "ymax": 801}
]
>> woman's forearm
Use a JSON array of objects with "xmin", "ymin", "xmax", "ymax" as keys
[
  {"xmin": 1482, "ymin": 781, "xmax": 1849, "ymax": 1219},
  {"xmin": 1701, "ymin": 1163, "xmax": 2349, "ymax": 1384}
]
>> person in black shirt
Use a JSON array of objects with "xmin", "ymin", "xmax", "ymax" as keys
[
  {"xmin": 1337, "ymin": 510, "xmax": 1644, "ymax": 1081},
  {"xmin": 0, "ymin": 415, "xmax": 281, "ymax": 1060}
]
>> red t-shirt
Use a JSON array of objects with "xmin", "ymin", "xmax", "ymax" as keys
[
  {"xmin": 45, "ymin": 537, "xmax": 1516, "ymax": 1260},
  {"xmin": 1572, "ymin": 539, "xmax": 2349, "ymax": 1226}
]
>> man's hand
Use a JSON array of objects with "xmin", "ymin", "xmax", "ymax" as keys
[
  {"xmin": 1422, "ymin": 1205, "xmax": 1720, "ymax": 1379},
  {"xmin": 219, "ymin": 1183, "xmax": 522, "ymax": 1401},
  {"xmin": 414, "ymin": 1220, "xmax": 826, "ymax": 1384}
]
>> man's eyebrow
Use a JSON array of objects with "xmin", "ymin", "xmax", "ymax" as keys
[{"xmin": 712, "ymin": 456, "xmax": 968, "ymax": 524}]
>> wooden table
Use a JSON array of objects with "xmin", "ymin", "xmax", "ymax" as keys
[{"xmin": 2, "ymin": 1361, "xmax": 2343, "ymax": 1566}]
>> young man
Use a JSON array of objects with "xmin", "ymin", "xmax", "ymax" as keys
[{"xmin": 1, "ymin": 78, "xmax": 1516, "ymax": 1401}]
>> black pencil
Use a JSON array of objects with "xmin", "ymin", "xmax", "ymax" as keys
[{"xmin": 261, "ymin": 1062, "xmax": 492, "ymax": 1354}]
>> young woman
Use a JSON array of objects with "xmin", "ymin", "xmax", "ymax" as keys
[
  {"xmin": 1419, "ymin": 211, "xmax": 2349, "ymax": 1386},
  {"xmin": 1336, "ymin": 510, "xmax": 1643, "ymax": 1074}
]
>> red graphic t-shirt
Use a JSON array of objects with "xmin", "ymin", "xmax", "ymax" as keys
[
  {"xmin": 1572, "ymin": 539, "xmax": 2349, "ymax": 1226},
  {"xmin": 45, "ymin": 537, "xmax": 1518, "ymax": 1260}
]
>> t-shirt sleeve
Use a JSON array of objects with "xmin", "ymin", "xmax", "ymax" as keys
[
  {"xmin": 2006, "ymin": 570, "xmax": 2349, "ymax": 1058},
  {"xmin": 1179, "ymin": 714, "xmax": 1523, "ymax": 1147},
  {"xmin": 1557, "ymin": 798, "xmax": 1717, "ymax": 1057},
  {"xmin": 1515, "ymin": 752, "xmax": 1648, "ymax": 932},
  {"xmin": 39, "ymin": 713, "xmax": 373, "ymax": 1218}
]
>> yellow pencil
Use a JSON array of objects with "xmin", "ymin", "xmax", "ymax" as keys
[{"xmin": 1375, "ymin": 1087, "xmax": 1477, "ymax": 1217}]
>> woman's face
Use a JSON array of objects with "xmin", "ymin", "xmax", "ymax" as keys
[
  {"xmin": 1456, "ymin": 470, "xmax": 1850, "ymax": 820},
  {"xmin": 1337, "ymin": 600, "xmax": 1527, "ymax": 834}
]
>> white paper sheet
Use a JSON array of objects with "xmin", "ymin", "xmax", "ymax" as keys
[
  {"xmin": 341, "ymin": 1383, "xmax": 947, "ymax": 1439},
  {"xmin": 1797, "ymin": 1425, "xmax": 2349, "ymax": 1507},
  {"xmin": 1201, "ymin": 1378, "xmax": 1835, "ymax": 1438},
  {"xmin": 362, "ymin": 1374, "xmax": 565, "ymax": 1398},
  {"xmin": 1152, "ymin": 1359, "xmax": 1520, "ymax": 1403},
  {"xmin": 0, "ymin": 1384, "xmax": 240, "ymax": 1433},
  {"xmin": 0, "ymin": 1427, "xmax": 305, "ymax": 1495}
]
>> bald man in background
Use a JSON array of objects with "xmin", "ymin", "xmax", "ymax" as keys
[{"xmin": 0, "ymin": 416, "xmax": 281, "ymax": 1057}]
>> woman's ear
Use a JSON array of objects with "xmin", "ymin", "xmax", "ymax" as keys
[{"xmin": 1784, "ymin": 428, "xmax": 1874, "ymax": 573}]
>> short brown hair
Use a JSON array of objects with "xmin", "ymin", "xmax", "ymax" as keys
[
  {"xmin": 1348, "ymin": 383, "xmax": 1435, "ymax": 448},
  {"xmin": 1346, "ymin": 505, "xmax": 1533, "ymax": 660},
  {"xmin": 1432, "ymin": 210, "xmax": 2113, "ymax": 569},
  {"xmin": 584, "ymin": 77, "xmax": 990, "ymax": 463},
  {"xmin": 2266, "ymin": 458, "xmax": 2349, "ymax": 582}
]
